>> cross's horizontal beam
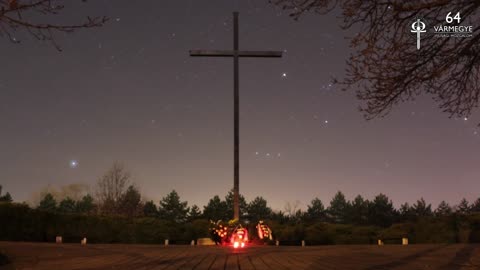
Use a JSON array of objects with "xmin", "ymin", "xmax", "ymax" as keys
[{"xmin": 189, "ymin": 50, "xmax": 283, "ymax": 58}]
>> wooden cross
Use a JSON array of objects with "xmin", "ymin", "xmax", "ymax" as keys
[{"xmin": 189, "ymin": 12, "xmax": 282, "ymax": 221}]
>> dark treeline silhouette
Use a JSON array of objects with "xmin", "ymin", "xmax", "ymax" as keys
[
  {"xmin": 2, "ymin": 163, "xmax": 480, "ymax": 244},
  {"xmin": 3, "ymin": 188, "xmax": 480, "ymax": 245},
  {"xmin": 31, "ymin": 187, "xmax": 480, "ymax": 228}
]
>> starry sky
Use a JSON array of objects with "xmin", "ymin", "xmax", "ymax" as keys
[{"xmin": 1, "ymin": 0, "xmax": 479, "ymax": 211}]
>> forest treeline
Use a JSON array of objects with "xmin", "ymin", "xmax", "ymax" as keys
[
  {"xmin": 1, "ymin": 162, "xmax": 480, "ymax": 244},
  {"xmin": 18, "ymin": 187, "xmax": 480, "ymax": 228}
]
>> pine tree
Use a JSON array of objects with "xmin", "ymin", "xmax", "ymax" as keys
[
  {"xmin": 412, "ymin": 198, "xmax": 433, "ymax": 217},
  {"xmin": 143, "ymin": 200, "xmax": 158, "ymax": 217},
  {"xmin": 367, "ymin": 194, "xmax": 396, "ymax": 227},
  {"xmin": 472, "ymin": 198, "xmax": 480, "ymax": 212},
  {"xmin": 0, "ymin": 185, "xmax": 13, "ymax": 202},
  {"xmin": 38, "ymin": 193, "xmax": 57, "ymax": 212},
  {"xmin": 225, "ymin": 190, "xmax": 248, "ymax": 220},
  {"xmin": 435, "ymin": 200, "xmax": 452, "ymax": 216},
  {"xmin": 399, "ymin": 202, "xmax": 414, "ymax": 221},
  {"xmin": 456, "ymin": 198, "xmax": 471, "ymax": 214},
  {"xmin": 327, "ymin": 191, "xmax": 350, "ymax": 224},
  {"xmin": 119, "ymin": 185, "xmax": 142, "ymax": 218},
  {"xmin": 187, "ymin": 205, "xmax": 202, "ymax": 221},
  {"xmin": 247, "ymin": 196, "xmax": 272, "ymax": 223},
  {"xmin": 58, "ymin": 197, "xmax": 76, "ymax": 214},
  {"xmin": 203, "ymin": 195, "xmax": 228, "ymax": 221},
  {"xmin": 158, "ymin": 190, "xmax": 189, "ymax": 223},
  {"xmin": 350, "ymin": 195, "xmax": 369, "ymax": 225},
  {"xmin": 76, "ymin": 194, "xmax": 95, "ymax": 214},
  {"xmin": 0, "ymin": 192, "xmax": 12, "ymax": 203},
  {"xmin": 306, "ymin": 197, "xmax": 326, "ymax": 222}
]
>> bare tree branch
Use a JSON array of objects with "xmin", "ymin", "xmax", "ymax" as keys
[
  {"xmin": 96, "ymin": 162, "xmax": 131, "ymax": 215},
  {"xmin": 0, "ymin": 0, "xmax": 107, "ymax": 50},
  {"xmin": 271, "ymin": 0, "xmax": 480, "ymax": 120}
]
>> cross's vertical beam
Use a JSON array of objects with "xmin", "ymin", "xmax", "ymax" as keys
[
  {"xmin": 233, "ymin": 11, "xmax": 240, "ymax": 221},
  {"xmin": 189, "ymin": 12, "xmax": 282, "ymax": 222}
]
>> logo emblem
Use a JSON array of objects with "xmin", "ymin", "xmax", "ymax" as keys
[{"xmin": 411, "ymin": 19, "xmax": 426, "ymax": 50}]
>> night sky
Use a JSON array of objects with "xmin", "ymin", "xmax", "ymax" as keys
[{"xmin": 1, "ymin": 0, "xmax": 479, "ymax": 211}]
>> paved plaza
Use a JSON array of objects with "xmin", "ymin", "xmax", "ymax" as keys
[{"xmin": 0, "ymin": 242, "xmax": 479, "ymax": 270}]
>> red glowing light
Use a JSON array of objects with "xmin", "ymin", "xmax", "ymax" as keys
[{"xmin": 233, "ymin": 242, "xmax": 239, "ymax": 248}]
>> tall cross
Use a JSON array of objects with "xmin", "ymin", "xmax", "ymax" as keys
[{"xmin": 189, "ymin": 12, "xmax": 282, "ymax": 221}]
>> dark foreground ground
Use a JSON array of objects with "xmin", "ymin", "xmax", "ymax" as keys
[{"xmin": 0, "ymin": 242, "xmax": 479, "ymax": 270}]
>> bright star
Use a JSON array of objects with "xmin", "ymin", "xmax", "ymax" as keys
[
  {"xmin": 282, "ymin": 73, "xmax": 287, "ymax": 78},
  {"xmin": 69, "ymin": 160, "xmax": 78, "ymax": 168}
]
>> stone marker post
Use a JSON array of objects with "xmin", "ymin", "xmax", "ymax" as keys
[
  {"xmin": 164, "ymin": 239, "xmax": 169, "ymax": 246},
  {"xmin": 56, "ymin": 236, "xmax": 62, "ymax": 244},
  {"xmin": 191, "ymin": 240, "xmax": 195, "ymax": 246},
  {"xmin": 301, "ymin": 240, "xmax": 305, "ymax": 247},
  {"xmin": 276, "ymin": 240, "xmax": 279, "ymax": 246},
  {"xmin": 81, "ymin": 238, "xmax": 87, "ymax": 245},
  {"xmin": 377, "ymin": 239, "xmax": 384, "ymax": 246},
  {"xmin": 402, "ymin": 238, "xmax": 408, "ymax": 245}
]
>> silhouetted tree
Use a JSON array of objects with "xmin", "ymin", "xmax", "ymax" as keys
[
  {"xmin": 284, "ymin": 200, "xmax": 301, "ymax": 216},
  {"xmin": 367, "ymin": 194, "xmax": 396, "ymax": 227},
  {"xmin": 158, "ymin": 190, "xmax": 189, "ymax": 223},
  {"xmin": 76, "ymin": 194, "xmax": 95, "ymax": 214},
  {"xmin": 0, "ymin": 0, "xmax": 108, "ymax": 50},
  {"xmin": 327, "ymin": 191, "xmax": 350, "ymax": 223},
  {"xmin": 0, "ymin": 192, "xmax": 12, "ymax": 203},
  {"xmin": 143, "ymin": 200, "xmax": 158, "ymax": 217},
  {"xmin": 472, "ymin": 198, "xmax": 480, "ymax": 212},
  {"xmin": 0, "ymin": 185, "xmax": 13, "ymax": 202},
  {"xmin": 306, "ymin": 197, "xmax": 326, "ymax": 222},
  {"xmin": 225, "ymin": 190, "xmax": 248, "ymax": 220},
  {"xmin": 292, "ymin": 209, "xmax": 306, "ymax": 224},
  {"xmin": 96, "ymin": 162, "xmax": 131, "ymax": 215},
  {"xmin": 273, "ymin": 0, "xmax": 480, "ymax": 121},
  {"xmin": 38, "ymin": 193, "xmax": 56, "ymax": 212},
  {"xmin": 271, "ymin": 210, "xmax": 289, "ymax": 224},
  {"xmin": 247, "ymin": 196, "xmax": 272, "ymax": 223},
  {"xmin": 58, "ymin": 197, "xmax": 76, "ymax": 214},
  {"xmin": 456, "ymin": 198, "xmax": 472, "ymax": 214},
  {"xmin": 349, "ymin": 195, "xmax": 369, "ymax": 225},
  {"xmin": 119, "ymin": 185, "xmax": 142, "ymax": 218},
  {"xmin": 412, "ymin": 198, "xmax": 433, "ymax": 218},
  {"xmin": 399, "ymin": 202, "xmax": 415, "ymax": 222},
  {"xmin": 29, "ymin": 183, "xmax": 89, "ymax": 207},
  {"xmin": 203, "ymin": 195, "xmax": 228, "ymax": 221},
  {"xmin": 187, "ymin": 205, "xmax": 202, "ymax": 221},
  {"xmin": 283, "ymin": 200, "xmax": 305, "ymax": 223},
  {"xmin": 435, "ymin": 200, "xmax": 452, "ymax": 217}
]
